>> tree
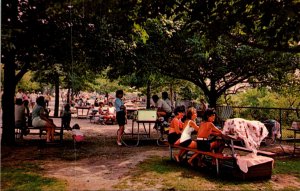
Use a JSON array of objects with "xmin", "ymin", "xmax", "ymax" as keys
[
  {"xmin": 1, "ymin": 0, "xmax": 139, "ymax": 145},
  {"xmin": 125, "ymin": 1, "xmax": 300, "ymax": 108},
  {"xmin": 136, "ymin": 0, "xmax": 300, "ymax": 53}
]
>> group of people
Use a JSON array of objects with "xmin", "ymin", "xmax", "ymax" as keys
[
  {"xmin": 15, "ymin": 94, "xmax": 57, "ymax": 142},
  {"xmin": 168, "ymin": 106, "xmax": 224, "ymax": 166},
  {"xmin": 15, "ymin": 90, "xmax": 84, "ymax": 143},
  {"xmin": 90, "ymin": 101, "xmax": 117, "ymax": 125}
]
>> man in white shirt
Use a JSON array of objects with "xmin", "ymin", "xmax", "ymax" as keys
[
  {"xmin": 162, "ymin": 91, "xmax": 172, "ymax": 109},
  {"xmin": 152, "ymin": 95, "xmax": 172, "ymax": 119},
  {"xmin": 15, "ymin": 89, "xmax": 23, "ymax": 100},
  {"xmin": 30, "ymin": 91, "xmax": 38, "ymax": 109}
]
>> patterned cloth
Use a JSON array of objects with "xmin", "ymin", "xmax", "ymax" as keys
[
  {"xmin": 236, "ymin": 153, "xmax": 274, "ymax": 173},
  {"xmin": 222, "ymin": 118, "xmax": 269, "ymax": 154}
]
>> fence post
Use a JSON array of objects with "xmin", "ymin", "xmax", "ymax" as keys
[{"xmin": 279, "ymin": 108, "xmax": 282, "ymax": 142}]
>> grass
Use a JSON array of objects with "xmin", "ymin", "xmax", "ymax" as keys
[
  {"xmin": 273, "ymin": 158, "xmax": 300, "ymax": 178},
  {"xmin": 115, "ymin": 156, "xmax": 300, "ymax": 190},
  {"xmin": 1, "ymin": 162, "xmax": 66, "ymax": 191},
  {"xmin": 281, "ymin": 128, "xmax": 296, "ymax": 139}
]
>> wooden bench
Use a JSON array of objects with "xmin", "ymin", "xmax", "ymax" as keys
[
  {"xmin": 168, "ymin": 143, "xmax": 275, "ymax": 177},
  {"xmin": 15, "ymin": 116, "xmax": 65, "ymax": 143},
  {"xmin": 168, "ymin": 144, "xmax": 234, "ymax": 175}
]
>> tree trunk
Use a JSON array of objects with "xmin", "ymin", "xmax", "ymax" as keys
[
  {"xmin": 146, "ymin": 80, "xmax": 151, "ymax": 109},
  {"xmin": 1, "ymin": 60, "xmax": 17, "ymax": 145},
  {"xmin": 208, "ymin": 92, "xmax": 218, "ymax": 109},
  {"xmin": 170, "ymin": 83, "xmax": 173, "ymax": 108},
  {"xmin": 54, "ymin": 74, "xmax": 60, "ymax": 117},
  {"xmin": 67, "ymin": 88, "xmax": 70, "ymax": 104}
]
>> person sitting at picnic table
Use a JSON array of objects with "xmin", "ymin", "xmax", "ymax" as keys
[
  {"xmin": 31, "ymin": 96, "xmax": 57, "ymax": 142},
  {"xmin": 104, "ymin": 102, "xmax": 116, "ymax": 124},
  {"xmin": 96, "ymin": 102, "xmax": 106, "ymax": 124},
  {"xmin": 168, "ymin": 105, "xmax": 185, "ymax": 145},
  {"xmin": 162, "ymin": 91, "xmax": 172, "ymax": 109},
  {"xmin": 151, "ymin": 94, "xmax": 173, "ymax": 120},
  {"xmin": 174, "ymin": 107, "xmax": 199, "ymax": 162},
  {"xmin": 187, "ymin": 108, "xmax": 225, "ymax": 166},
  {"xmin": 15, "ymin": 98, "xmax": 29, "ymax": 138}
]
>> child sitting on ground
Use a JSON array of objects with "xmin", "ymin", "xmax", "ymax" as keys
[{"xmin": 72, "ymin": 123, "xmax": 84, "ymax": 143}]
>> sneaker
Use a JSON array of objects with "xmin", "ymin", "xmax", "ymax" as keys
[{"xmin": 117, "ymin": 141, "xmax": 122, "ymax": 146}]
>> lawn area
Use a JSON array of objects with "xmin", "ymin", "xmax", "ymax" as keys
[
  {"xmin": 114, "ymin": 156, "xmax": 300, "ymax": 190},
  {"xmin": 2, "ymin": 148, "xmax": 300, "ymax": 191},
  {"xmin": 1, "ymin": 162, "xmax": 66, "ymax": 191}
]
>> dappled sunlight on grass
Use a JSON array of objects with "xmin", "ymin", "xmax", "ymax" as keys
[
  {"xmin": 1, "ymin": 162, "xmax": 66, "ymax": 191},
  {"xmin": 115, "ymin": 156, "xmax": 300, "ymax": 190}
]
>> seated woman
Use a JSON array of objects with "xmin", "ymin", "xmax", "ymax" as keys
[
  {"xmin": 188, "ymin": 108, "xmax": 225, "ymax": 165},
  {"xmin": 167, "ymin": 106, "xmax": 185, "ymax": 145},
  {"xmin": 32, "ymin": 96, "xmax": 57, "ymax": 142},
  {"xmin": 103, "ymin": 102, "xmax": 116, "ymax": 124},
  {"xmin": 174, "ymin": 107, "xmax": 199, "ymax": 162},
  {"xmin": 97, "ymin": 102, "xmax": 106, "ymax": 124}
]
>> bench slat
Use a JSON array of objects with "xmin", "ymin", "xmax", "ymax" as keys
[
  {"xmin": 230, "ymin": 145, "xmax": 275, "ymax": 156},
  {"xmin": 170, "ymin": 144, "xmax": 233, "ymax": 160}
]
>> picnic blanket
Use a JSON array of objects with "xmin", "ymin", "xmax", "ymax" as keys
[{"xmin": 222, "ymin": 118, "xmax": 269, "ymax": 154}]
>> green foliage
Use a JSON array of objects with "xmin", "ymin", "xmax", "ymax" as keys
[
  {"xmin": 129, "ymin": 0, "xmax": 300, "ymax": 108},
  {"xmin": 16, "ymin": 71, "xmax": 40, "ymax": 92},
  {"xmin": 94, "ymin": 77, "xmax": 125, "ymax": 94},
  {"xmin": 229, "ymin": 87, "xmax": 300, "ymax": 121}
]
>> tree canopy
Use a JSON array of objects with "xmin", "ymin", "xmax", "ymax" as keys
[
  {"xmin": 114, "ymin": 0, "xmax": 300, "ymax": 107},
  {"xmin": 1, "ymin": 0, "xmax": 300, "ymax": 145}
]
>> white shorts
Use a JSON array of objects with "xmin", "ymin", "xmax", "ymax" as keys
[{"xmin": 32, "ymin": 117, "xmax": 47, "ymax": 127}]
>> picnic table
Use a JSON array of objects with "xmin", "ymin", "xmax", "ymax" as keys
[
  {"xmin": 287, "ymin": 128, "xmax": 300, "ymax": 156},
  {"xmin": 168, "ymin": 134, "xmax": 275, "ymax": 179},
  {"xmin": 15, "ymin": 115, "xmax": 65, "ymax": 144},
  {"xmin": 126, "ymin": 107, "xmax": 138, "ymax": 119},
  {"xmin": 121, "ymin": 110, "xmax": 158, "ymax": 146},
  {"xmin": 75, "ymin": 106, "xmax": 91, "ymax": 119}
]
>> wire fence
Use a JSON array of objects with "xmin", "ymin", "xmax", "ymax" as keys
[{"xmin": 216, "ymin": 105, "xmax": 300, "ymax": 140}]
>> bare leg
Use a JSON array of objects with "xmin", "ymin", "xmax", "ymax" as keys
[
  {"xmin": 211, "ymin": 140, "xmax": 225, "ymax": 153},
  {"xmin": 45, "ymin": 127, "xmax": 51, "ymax": 142},
  {"xmin": 174, "ymin": 149, "xmax": 187, "ymax": 162},
  {"xmin": 117, "ymin": 125, "xmax": 124, "ymax": 144},
  {"xmin": 188, "ymin": 153, "xmax": 199, "ymax": 166}
]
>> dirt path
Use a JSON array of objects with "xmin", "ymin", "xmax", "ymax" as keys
[{"xmin": 43, "ymin": 149, "xmax": 168, "ymax": 190}]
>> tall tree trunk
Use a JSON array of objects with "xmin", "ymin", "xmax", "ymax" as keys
[
  {"xmin": 208, "ymin": 92, "xmax": 218, "ymax": 109},
  {"xmin": 67, "ymin": 88, "xmax": 70, "ymax": 104},
  {"xmin": 54, "ymin": 74, "xmax": 60, "ymax": 117},
  {"xmin": 146, "ymin": 80, "xmax": 151, "ymax": 109},
  {"xmin": 1, "ymin": 59, "xmax": 17, "ymax": 145},
  {"xmin": 169, "ymin": 83, "xmax": 173, "ymax": 108}
]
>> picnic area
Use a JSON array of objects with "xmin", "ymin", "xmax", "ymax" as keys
[
  {"xmin": 2, "ymin": 1, "xmax": 300, "ymax": 190},
  {"xmin": 1, "ymin": 115, "xmax": 300, "ymax": 190}
]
